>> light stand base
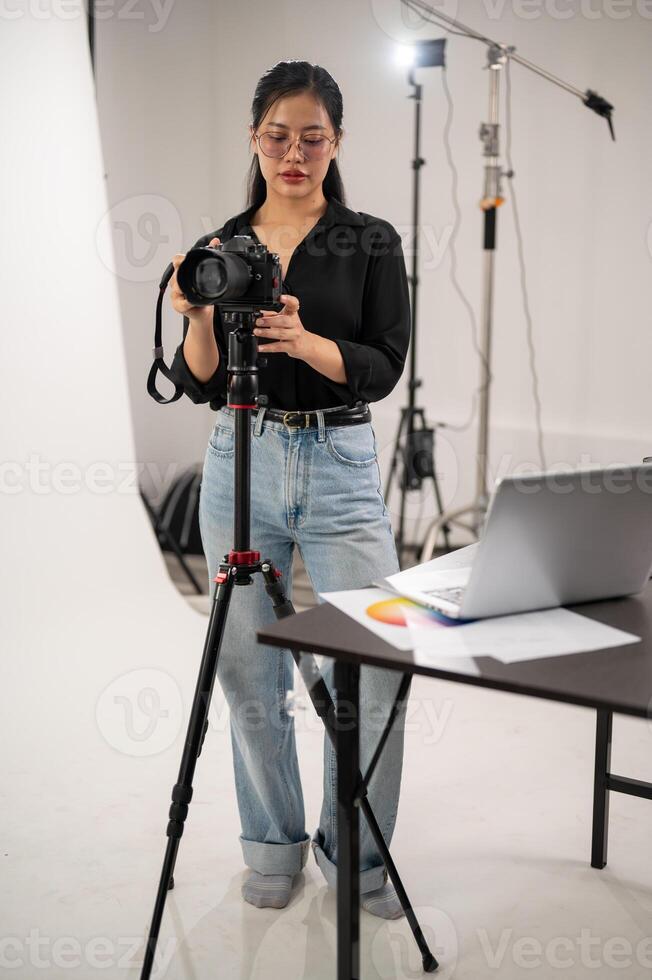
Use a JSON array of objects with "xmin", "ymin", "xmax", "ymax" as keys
[{"xmin": 386, "ymin": 403, "xmax": 451, "ymax": 563}]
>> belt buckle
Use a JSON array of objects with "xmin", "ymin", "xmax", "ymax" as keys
[{"xmin": 282, "ymin": 411, "xmax": 310, "ymax": 430}]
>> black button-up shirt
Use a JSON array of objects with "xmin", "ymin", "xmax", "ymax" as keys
[{"xmin": 168, "ymin": 196, "xmax": 411, "ymax": 411}]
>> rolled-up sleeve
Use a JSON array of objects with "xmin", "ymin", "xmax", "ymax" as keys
[
  {"xmin": 334, "ymin": 230, "xmax": 411, "ymax": 403},
  {"xmin": 168, "ymin": 310, "xmax": 229, "ymax": 406}
]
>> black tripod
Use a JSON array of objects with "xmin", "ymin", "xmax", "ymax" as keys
[
  {"xmin": 385, "ymin": 61, "xmax": 451, "ymax": 564},
  {"xmin": 140, "ymin": 311, "xmax": 438, "ymax": 979}
]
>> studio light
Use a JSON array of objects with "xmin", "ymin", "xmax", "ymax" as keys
[{"xmin": 394, "ymin": 44, "xmax": 416, "ymax": 68}]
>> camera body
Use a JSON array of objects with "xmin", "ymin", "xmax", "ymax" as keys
[{"xmin": 177, "ymin": 235, "xmax": 284, "ymax": 314}]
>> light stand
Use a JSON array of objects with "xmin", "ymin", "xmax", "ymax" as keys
[
  {"xmin": 385, "ymin": 38, "xmax": 452, "ymax": 564},
  {"xmin": 395, "ymin": 1, "xmax": 615, "ymax": 560},
  {"xmin": 424, "ymin": 41, "xmax": 509, "ymax": 554}
]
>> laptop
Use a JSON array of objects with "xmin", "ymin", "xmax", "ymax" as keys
[{"xmin": 377, "ymin": 463, "xmax": 652, "ymax": 620}]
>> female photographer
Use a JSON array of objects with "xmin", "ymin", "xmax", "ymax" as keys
[{"xmin": 169, "ymin": 60, "xmax": 411, "ymax": 919}]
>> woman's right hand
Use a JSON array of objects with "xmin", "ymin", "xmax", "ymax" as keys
[{"xmin": 170, "ymin": 237, "xmax": 221, "ymax": 321}]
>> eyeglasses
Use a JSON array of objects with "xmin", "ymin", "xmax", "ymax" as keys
[{"xmin": 253, "ymin": 130, "xmax": 338, "ymax": 161}]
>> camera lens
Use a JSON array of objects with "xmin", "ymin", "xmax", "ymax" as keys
[
  {"xmin": 194, "ymin": 257, "xmax": 226, "ymax": 299},
  {"xmin": 177, "ymin": 239, "xmax": 259, "ymax": 306}
]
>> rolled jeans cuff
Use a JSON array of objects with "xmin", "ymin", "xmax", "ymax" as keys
[
  {"xmin": 240, "ymin": 833, "xmax": 311, "ymax": 875},
  {"xmin": 310, "ymin": 828, "xmax": 388, "ymax": 894}
]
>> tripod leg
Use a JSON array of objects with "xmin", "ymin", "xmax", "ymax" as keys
[
  {"xmin": 360, "ymin": 798, "xmax": 438, "ymax": 971},
  {"xmin": 140, "ymin": 570, "xmax": 235, "ymax": 980},
  {"xmin": 397, "ymin": 437, "xmax": 410, "ymax": 565},
  {"xmin": 260, "ymin": 564, "xmax": 439, "ymax": 972},
  {"xmin": 357, "ymin": 671, "xmax": 438, "ymax": 972}
]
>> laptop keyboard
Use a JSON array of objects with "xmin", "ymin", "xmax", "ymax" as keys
[{"xmin": 426, "ymin": 586, "xmax": 466, "ymax": 605}]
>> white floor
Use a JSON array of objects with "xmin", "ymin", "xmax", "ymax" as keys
[{"xmin": 4, "ymin": 612, "xmax": 652, "ymax": 978}]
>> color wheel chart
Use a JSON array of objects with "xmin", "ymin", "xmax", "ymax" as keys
[{"xmin": 365, "ymin": 596, "xmax": 463, "ymax": 630}]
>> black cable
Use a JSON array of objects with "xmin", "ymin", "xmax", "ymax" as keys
[{"xmin": 504, "ymin": 58, "xmax": 547, "ymax": 470}]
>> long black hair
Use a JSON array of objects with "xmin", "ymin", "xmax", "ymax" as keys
[{"xmin": 245, "ymin": 60, "xmax": 346, "ymax": 212}]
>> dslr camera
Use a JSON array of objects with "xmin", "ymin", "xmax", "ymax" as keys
[{"xmin": 176, "ymin": 235, "xmax": 284, "ymax": 315}]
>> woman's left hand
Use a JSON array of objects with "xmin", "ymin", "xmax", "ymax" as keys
[{"xmin": 253, "ymin": 294, "xmax": 313, "ymax": 359}]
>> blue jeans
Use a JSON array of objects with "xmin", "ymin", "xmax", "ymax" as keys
[{"xmin": 198, "ymin": 404, "xmax": 407, "ymax": 893}]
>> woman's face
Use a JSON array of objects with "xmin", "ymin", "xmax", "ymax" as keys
[{"xmin": 249, "ymin": 92, "xmax": 340, "ymax": 202}]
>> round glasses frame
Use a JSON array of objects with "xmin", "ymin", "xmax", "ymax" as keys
[{"xmin": 253, "ymin": 131, "xmax": 339, "ymax": 161}]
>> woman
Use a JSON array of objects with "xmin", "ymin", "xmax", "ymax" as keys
[{"xmin": 168, "ymin": 61, "xmax": 411, "ymax": 919}]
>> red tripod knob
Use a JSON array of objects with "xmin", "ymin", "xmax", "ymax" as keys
[{"xmin": 228, "ymin": 550, "xmax": 261, "ymax": 566}]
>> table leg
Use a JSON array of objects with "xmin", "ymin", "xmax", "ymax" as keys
[
  {"xmin": 335, "ymin": 659, "xmax": 360, "ymax": 980},
  {"xmin": 591, "ymin": 709, "xmax": 612, "ymax": 869}
]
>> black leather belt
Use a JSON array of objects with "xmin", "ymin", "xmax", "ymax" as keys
[{"xmin": 253, "ymin": 402, "xmax": 371, "ymax": 429}]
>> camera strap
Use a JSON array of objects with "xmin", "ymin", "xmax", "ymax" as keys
[{"xmin": 147, "ymin": 261, "xmax": 185, "ymax": 405}]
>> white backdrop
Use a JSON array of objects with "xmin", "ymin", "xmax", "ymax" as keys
[{"xmin": 0, "ymin": 7, "xmax": 227, "ymax": 973}]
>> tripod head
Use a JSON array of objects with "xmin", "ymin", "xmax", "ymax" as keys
[{"xmin": 222, "ymin": 310, "xmax": 269, "ymax": 410}]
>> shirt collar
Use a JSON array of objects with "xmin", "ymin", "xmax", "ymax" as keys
[{"xmin": 231, "ymin": 196, "xmax": 364, "ymax": 237}]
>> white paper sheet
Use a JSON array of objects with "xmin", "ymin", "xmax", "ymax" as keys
[
  {"xmin": 317, "ymin": 587, "xmax": 416, "ymax": 651},
  {"xmin": 403, "ymin": 604, "xmax": 640, "ymax": 664}
]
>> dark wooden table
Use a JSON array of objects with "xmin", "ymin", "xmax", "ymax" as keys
[{"xmin": 258, "ymin": 581, "xmax": 652, "ymax": 979}]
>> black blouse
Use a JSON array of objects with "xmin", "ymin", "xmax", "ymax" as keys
[{"xmin": 168, "ymin": 197, "xmax": 411, "ymax": 411}]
